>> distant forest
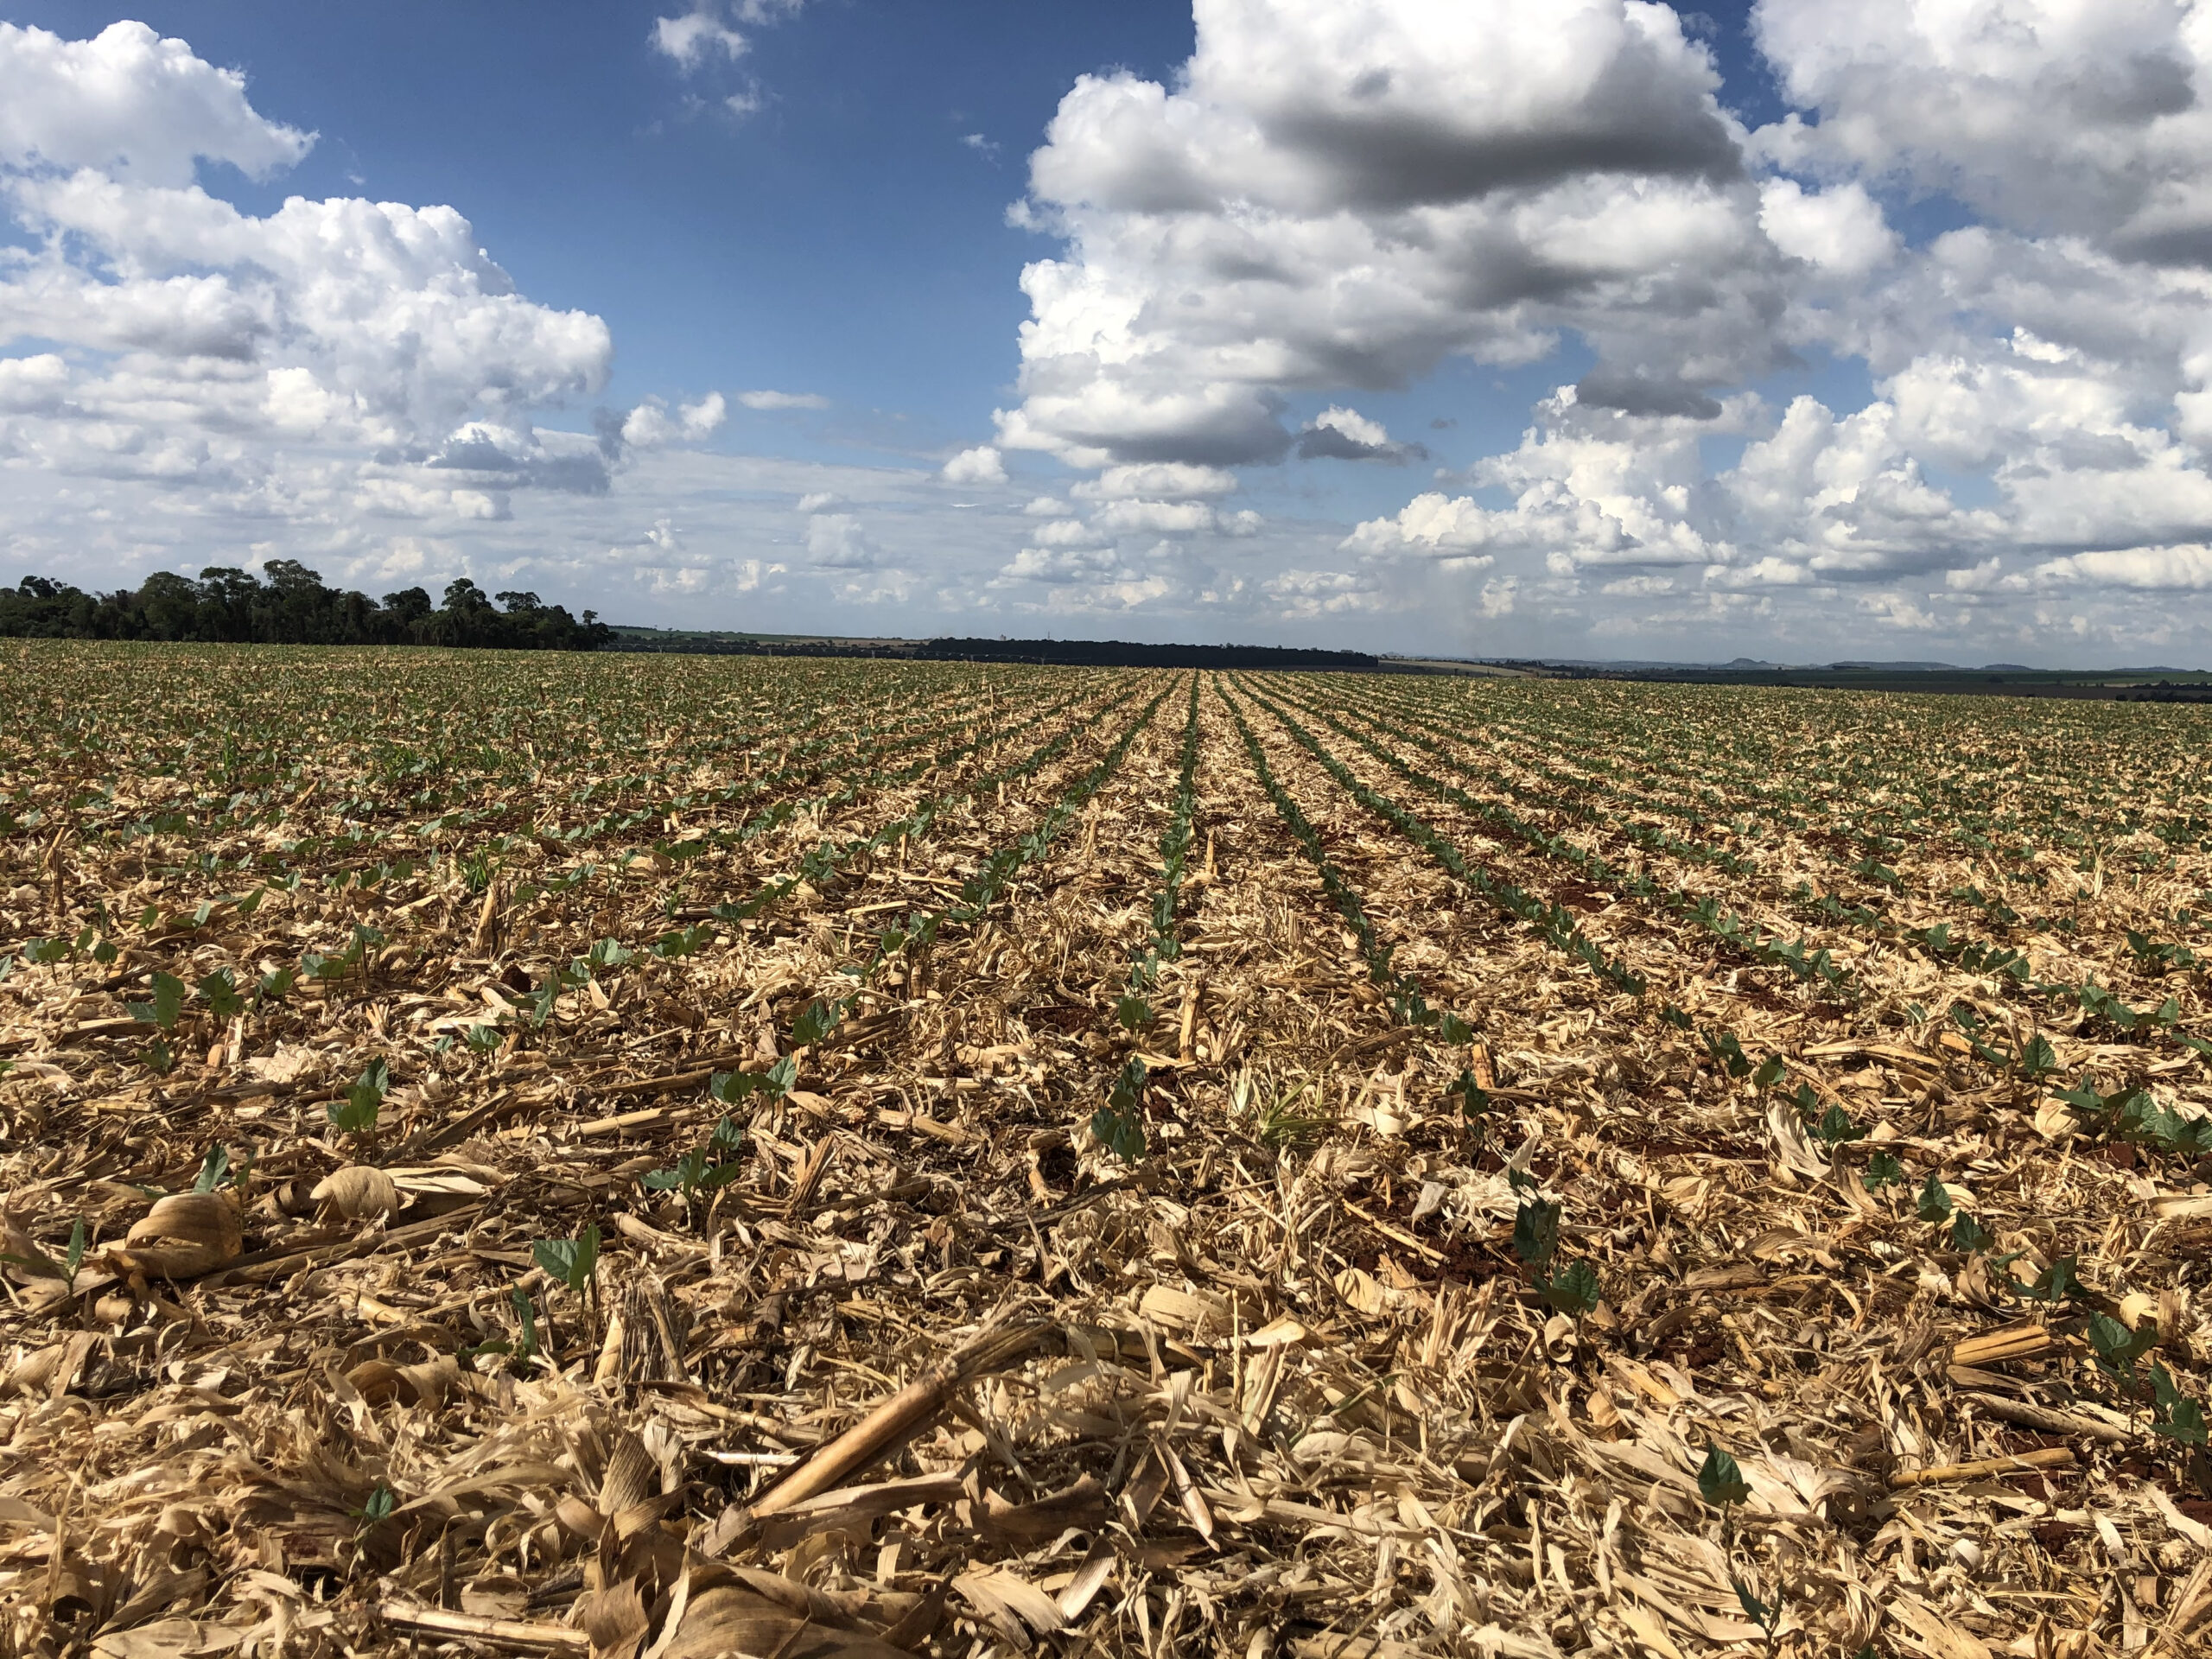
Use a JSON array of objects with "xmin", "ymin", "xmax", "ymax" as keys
[{"xmin": 0, "ymin": 563, "xmax": 613, "ymax": 651}]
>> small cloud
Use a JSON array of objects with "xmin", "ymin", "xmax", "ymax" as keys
[
  {"xmin": 614, "ymin": 391, "xmax": 728, "ymax": 450},
  {"xmin": 962, "ymin": 132, "xmax": 1001, "ymax": 159},
  {"xmin": 796, "ymin": 490, "xmax": 842, "ymax": 512},
  {"xmin": 1023, "ymin": 495, "xmax": 1071, "ymax": 516},
  {"xmin": 738, "ymin": 389, "xmax": 830, "ymax": 411},
  {"xmin": 1296, "ymin": 406, "xmax": 1427, "ymax": 463},
  {"xmin": 653, "ymin": 8, "xmax": 749, "ymax": 68},
  {"xmin": 806, "ymin": 512, "xmax": 878, "ymax": 569},
  {"xmin": 942, "ymin": 444, "xmax": 1008, "ymax": 484}
]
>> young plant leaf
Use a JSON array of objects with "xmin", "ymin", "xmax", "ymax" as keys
[
  {"xmin": 1537, "ymin": 1260, "xmax": 1601, "ymax": 1316},
  {"xmin": 1512, "ymin": 1197, "xmax": 1561, "ymax": 1273},
  {"xmin": 195, "ymin": 968, "xmax": 245, "ymax": 1022},
  {"xmin": 192, "ymin": 1144, "xmax": 231, "ymax": 1194},
  {"xmin": 328, "ymin": 1058, "xmax": 389, "ymax": 1135},
  {"xmin": 1864, "ymin": 1149, "xmax": 1904, "ymax": 1190},
  {"xmin": 1697, "ymin": 1444, "xmax": 1750, "ymax": 1506},
  {"xmin": 533, "ymin": 1223, "xmax": 601, "ymax": 1296},
  {"xmin": 127, "ymin": 970, "xmax": 188, "ymax": 1030},
  {"xmin": 1916, "ymin": 1173, "xmax": 1955, "ymax": 1223}
]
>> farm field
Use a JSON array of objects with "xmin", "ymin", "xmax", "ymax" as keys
[{"xmin": 3, "ymin": 641, "xmax": 2212, "ymax": 1656}]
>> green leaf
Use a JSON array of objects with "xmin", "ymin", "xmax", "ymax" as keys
[
  {"xmin": 1115, "ymin": 993, "xmax": 1154, "ymax": 1032},
  {"xmin": 1537, "ymin": 1260, "xmax": 1601, "ymax": 1316},
  {"xmin": 1916, "ymin": 1173, "xmax": 1954, "ymax": 1223},
  {"xmin": 1752, "ymin": 1054, "xmax": 1787, "ymax": 1090},
  {"xmin": 533, "ymin": 1223, "xmax": 601, "ymax": 1296},
  {"xmin": 2088, "ymin": 1312, "xmax": 2153, "ymax": 1380},
  {"xmin": 2152, "ymin": 1363, "xmax": 2209, "ymax": 1447},
  {"xmin": 195, "ymin": 968, "xmax": 245, "ymax": 1022},
  {"xmin": 356, "ymin": 1484, "xmax": 395, "ymax": 1530},
  {"xmin": 192, "ymin": 1144, "xmax": 231, "ymax": 1194},
  {"xmin": 509, "ymin": 1285, "xmax": 540, "ymax": 1362},
  {"xmin": 62, "ymin": 1218, "xmax": 85, "ymax": 1287},
  {"xmin": 709, "ymin": 1115, "xmax": 745, "ymax": 1155},
  {"xmin": 1512, "ymin": 1197, "xmax": 1561, "ymax": 1272},
  {"xmin": 586, "ymin": 937, "xmax": 634, "ymax": 970},
  {"xmin": 2022, "ymin": 1253, "xmax": 2083, "ymax": 1303},
  {"xmin": 139, "ymin": 1038, "xmax": 174, "ymax": 1077},
  {"xmin": 1732, "ymin": 1578, "xmax": 1777, "ymax": 1636},
  {"xmin": 463, "ymin": 1023, "xmax": 503, "ymax": 1054},
  {"xmin": 1109, "ymin": 1056, "xmax": 1147, "ymax": 1114},
  {"xmin": 1090, "ymin": 1103, "xmax": 1147, "ymax": 1164},
  {"xmin": 1439, "ymin": 1012, "xmax": 1474, "ymax": 1045},
  {"xmin": 127, "ymin": 970, "xmax": 188, "ymax": 1030},
  {"xmin": 2020, "ymin": 1033, "xmax": 2057, "ymax": 1077},
  {"xmin": 1951, "ymin": 1211, "xmax": 1995, "ymax": 1254},
  {"xmin": 1813, "ymin": 1103, "xmax": 1865, "ymax": 1147},
  {"xmin": 709, "ymin": 1069, "xmax": 761, "ymax": 1105},
  {"xmin": 1697, "ymin": 1444, "xmax": 1750, "ymax": 1507},
  {"xmin": 327, "ymin": 1058, "xmax": 389, "ymax": 1135},
  {"xmin": 1449, "ymin": 1068, "xmax": 1490, "ymax": 1121},
  {"xmin": 763, "ymin": 1054, "xmax": 798, "ymax": 1096},
  {"xmin": 791, "ymin": 997, "xmax": 843, "ymax": 1047}
]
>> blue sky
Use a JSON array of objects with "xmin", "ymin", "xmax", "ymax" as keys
[{"xmin": 7, "ymin": 3, "xmax": 2212, "ymax": 664}]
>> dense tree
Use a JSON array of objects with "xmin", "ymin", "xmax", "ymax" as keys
[{"xmin": 0, "ymin": 564, "xmax": 611, "ymax": 651}]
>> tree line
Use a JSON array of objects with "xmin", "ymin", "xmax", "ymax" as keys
[{"xmin": 0, "ymin": 563, "xmax": 613, "ymax": 651}]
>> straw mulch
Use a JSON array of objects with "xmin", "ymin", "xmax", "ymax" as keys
[{"xmin": 2, "ymin": 645, "xmax": 2209, "ymax": 1659}]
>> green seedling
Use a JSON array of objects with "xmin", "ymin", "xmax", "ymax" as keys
[
  {"xmin": 2019, "ymin": 1254, "xmax": 2083, "ymax": 1304},
  {"xmin": 195, "ymin": 968, "xmax": 245, "ymax": 1021},
  {"xmin": 1439, "ymin": 1013, "xmax": 1474, "ymax": 1045},
  {"xmin": 2152, "ymin": 1363, "xmax": 2209, "ymax": 1447},
  {"xmin": 1090, "ymin": 1057, "xmax": 1147, "ymax": 1165},
  {"xmin": 533, "ymin": 1224, "xmax": 601, "ymax": 1299},
  {"xmin": 1916, "ymin": 1173, "xmax": 1954, "ymax": 1223},
  {"xmin": 463, "ymin": 1023, "xmax": 504, "ymax": 1054},
  {"xmin": 139, "ymin": 1038, "xmax": 175, "ymax": 1076},
  {"xmin": 1512, "ymin": 1196, "xmax": 1561, "ymax": 1273},
  {"xmin": 1752, "ymin": 1054, "xmax": 1787, "ymax": 1090},
  {"xmin": 1703, "ymin": 1030, "xmax": 1753, "ymax": 1079},
  {"xmin": 2087, "ymin": 1313, "xmax": 2156, "ymax": 1382},
  {"xmin": 127, "ymin": 970, "xmax": 187, "ymax": 1030},
  {"xmin": 353, "ymin": 1484, "xmax": 395, "ymax": 1535},
  {"xmin": 709, "ymin": 1054, "xmax": 798, "ymax": 1105},
  {"xmin": 1536, "ymin": 1259, "xmax": 1602, "ymax": 1317},
  {"xmin": 1812, "ymin": 1104, "xmax": 1866, "ymax": 1147},
  {"xmin": 1732, "ymin": 1579, "xmax": 1779, "ymax": 1640},
  {"xmin": 1950, "ymin": 1211, "xmax": 1995, "ymax": 1254},
  {"xmin": 790, "ymin": 997, "xmax": 843, "ymax": 1047},
  {"xmin": 1115, "ymin": 993, "xmax": 1154, "ymax": 1033},
  {"xmin": 327, "ymin": 1058, "xmax": 389, "ymax": 1135},
  {"xmin": 192, "ymin": 1144, "xmax": 232, "ymax": 1194},
  {"xmin": 1, "ymin": 1218, "xmax": 87, "ymax": 1294},
  {"xmin": 1698, "ymin": 1444, "xmax": 1750, "ymax": 1507},
  {"xmin": 1448, "ymin": 1067, "xmax": 1490, "ymax": 1127},
  {"xmin": 642, "ymin": 1119, "xmax": 747, "ymax": 1205}
]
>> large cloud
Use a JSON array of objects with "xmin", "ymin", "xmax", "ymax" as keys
[
  {"xmin": 994, "ymin": 0, "xmax": 1785, "ymax": 474},
  {"xmin": 0, "ymin": 20, "xmax": 733, "ymax": 565},
  {"xmin": 969, "ymin": 0, "xmax": 2212, "ymax": 658}
]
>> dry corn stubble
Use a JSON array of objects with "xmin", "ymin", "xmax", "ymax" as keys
[{"xmin": 0, "ymin": 641, "xmax": 2209, "ymax": 1656}]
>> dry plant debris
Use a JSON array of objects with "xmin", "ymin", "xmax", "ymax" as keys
[{"xmin": 2, "ymin": 641, "xmax": 2211, "ymax": 1658}]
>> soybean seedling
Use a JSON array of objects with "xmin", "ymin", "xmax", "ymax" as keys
[
  {"xmin": 327, "ymin": 1058, "xmax": 389, "ymax": 1136},
  {"xmin": 1091, "ymin": 1057, "xmax": 1147, "ymax": 1165}
]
